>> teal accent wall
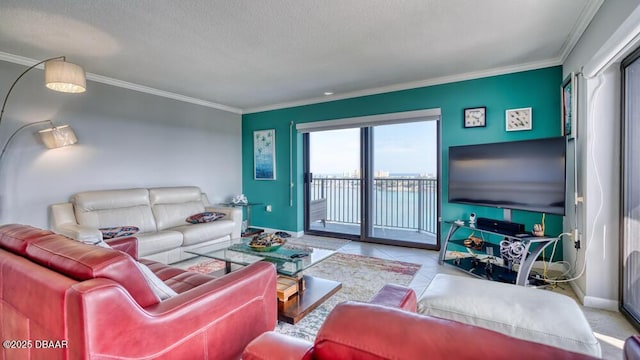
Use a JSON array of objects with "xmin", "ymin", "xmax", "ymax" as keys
[{"xmin": 242, "ymin": 66, "xmax": 563, "ymax": 247}]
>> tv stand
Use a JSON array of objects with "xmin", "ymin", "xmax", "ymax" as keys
[{"xmin": 439, "ymin": 220, "xmax": 561, "ymax": 286}]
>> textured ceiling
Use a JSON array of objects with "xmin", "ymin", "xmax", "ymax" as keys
[{"xmin": 0, "ymin": 0, "xmax": 600, "ymax": 113}]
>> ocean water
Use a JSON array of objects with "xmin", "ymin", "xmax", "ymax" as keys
[{"xmin": 310, "ymin": 179, "xmax": 437, "ymax": 233}]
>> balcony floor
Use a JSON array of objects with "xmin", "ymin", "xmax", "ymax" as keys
[{"xmin": 309, "ymin": 221, "xmax": 437, "ymax": 246}]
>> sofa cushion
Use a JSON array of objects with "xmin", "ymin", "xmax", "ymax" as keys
[
  {"xmin": 140, "ymin": 258, "xmax": 217, "ymax": 293},
  {"xmin": 0, "ymin": 224, "xmax": 56, "ymax": 255},
  {"xmin": 149, "ymin": 187, "xmax": 206, "ymax": 230},
  {"xmin": 135, "ymin": 230, "xmax": 183, "ymax": 257},
  {"xmin": 418, "ymin": 273, "xmax": 601, "ymax": 357},
  {"xmin": 186, "ymin": 211, "xmax": 226, "ymax": 224},
  {"xmin": 22, "ymin": 232, "xmax": 160, "ymax": 308},
  {"xmin": 171, "ymin": 220, "xmax": 235, "ymax": 246},
  {"xmin": 73, "ymin": 189, "xmax": 157, "ymax": 233}
]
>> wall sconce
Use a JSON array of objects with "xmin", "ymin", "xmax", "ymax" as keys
[
  {"xmin": 38, "ymin": 124, "xmax": 78, "ymax": 149},
  {"xmin": 0, "ymin": 120, "xmax": 78, "ymax": 162},
  {"xmin": 0, "ymin": 56, "xmax": 86, "ymax": 163}
]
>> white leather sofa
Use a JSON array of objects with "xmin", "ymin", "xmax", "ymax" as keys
[{"xmin": 50, "ymin": 186, "xmax": 242, "ymax": 264}]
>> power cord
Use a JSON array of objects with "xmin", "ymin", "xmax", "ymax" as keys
[{"xmin": 543, "ymin": 72, "xmax": 605, "ymax": 285}]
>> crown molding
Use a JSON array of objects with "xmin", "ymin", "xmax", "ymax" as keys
[
  {"xmin": 85, "ymin": 73, "xmax": 242, "ymax": 114},
  {"xmin": 0, "ymin": 51, "xmax": 242, "ymax": 114},
  {"xmin": 0, "ymin": 52, "xmax": 563, "ymax": 116},
  {"xmin": 243, "ymin": 58, "xmax": 562, "ymax": 114},
  {"xmin": 0, "ymin": 52, "xmax": 48, "ymax": 69},
  {"xmin": 558, "ymin": 0, "xmax": 605, "ymax": 63}
]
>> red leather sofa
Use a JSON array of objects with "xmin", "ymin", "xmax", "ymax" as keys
[
  {"xmin": 243, "ymin": 286, "xmax": 598, "ymax": 360},
  {"xmin": 0, "ymin": 224, "xmax": 277, "ymax": 359}
]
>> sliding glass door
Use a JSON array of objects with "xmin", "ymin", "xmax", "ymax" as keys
[
  {"xmin": 368, "ymin": 121, "xmax": 438, "ymax": 245},
  {"xmin": 621, "ymin": 46, "xmax": 640, "ymax": 330},
  {"xmin": 304, "ymin": 117, "xmax": 439, "ymax": 249},
  {"xmin": 306, "ymin": 128, "xmax": 362, "ymax": 237}
]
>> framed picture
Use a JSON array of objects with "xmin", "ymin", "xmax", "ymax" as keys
[
  {"xmin": 464, "ymin": 107, "xmax": 486, "ymax": 128},
  {"xmin": 561, "ymin": 72, "xmax": 576, "ymax": 137},
  {"xmin": 505, "ymin": 107, "xmax": 532, "ymax": 131},
  {"xmin": 254, "ymin": 129, "xmax": 276, "ymax": 180}
]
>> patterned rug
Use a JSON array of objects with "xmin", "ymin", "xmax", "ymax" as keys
[
  {"xmin": 275, "ymin": 253, "xmax": 421, "ymax": 341},
  {"xmin": 182, "ymin": 258, "xmax": 226, "ymax": 273},
  {"xmin": 175, "ymin": 251, "xmax": 421, "ymax": 342}
]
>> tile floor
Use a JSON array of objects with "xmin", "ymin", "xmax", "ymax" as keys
[{"xmin": 336, "ymin": 240, "xmax": 637, "ymax": 360}]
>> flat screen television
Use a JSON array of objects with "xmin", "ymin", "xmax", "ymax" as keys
[{"xmin": 448, "ymin": 137, "xmax": 566, "ymax": 215}]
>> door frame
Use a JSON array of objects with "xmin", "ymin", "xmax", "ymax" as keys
[
  {"xmin": 302, "ymin": 118, "xmax": 441, "ymax": 251},
  {"xmin": 619, "ymin": 45, "xmax": 640, "ymax": 331}
]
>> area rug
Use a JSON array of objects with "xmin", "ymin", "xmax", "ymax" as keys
[
  {"xmin": 180, "ymin": 258, "xmax": 226, "ymax": 273},
  {"xmin": 275, "ymin": 253, "xmax": 421, "ymax": 342}
]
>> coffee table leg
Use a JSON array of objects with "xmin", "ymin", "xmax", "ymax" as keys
[
  {"xmin": 225, "ymin": 261, "xmax": 232, "ymax": 274},
  {"xmin": 297, "ymin": 276, "xmax": 306, "ymax": 292}
]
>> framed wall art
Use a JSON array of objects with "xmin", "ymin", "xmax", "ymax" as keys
[
  {"xmin": 464, "ymin": 107, "xmax": 486, "ymax": 128},
  {"xmin": 254, "ymin": 129, "xmax": 276, "ymax": 180},
  {"xmin": 505, "ymin": 107, "xmax": 532, "ymax": 131},
  {"xmin": 561, "ymin": 72, "xmax": 576, "ymax": 137}
]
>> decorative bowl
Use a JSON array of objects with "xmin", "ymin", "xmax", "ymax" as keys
[{"xmin": 248, "ymin": 233, "xmax": 286, "ymax": 252}]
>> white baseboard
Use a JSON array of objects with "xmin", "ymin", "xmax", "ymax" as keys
[
  {"xmin": 569, "ymin": 282, "xmax": 619, "ymax": 311},
  {"xmin": 583, "ymin": 296, "xmax": 619, "ymax": 312},
  {"xmin": 570, "ymin": 282, "xmax": 586, "ymax": 303}
]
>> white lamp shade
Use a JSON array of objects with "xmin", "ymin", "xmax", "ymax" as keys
[
  {"xmin": 44, "ymin": 60, "xmax": 86, "ymax": 93},
  {"xmin": 38, "ymin": 125, "xmax": 78, "ymax": 149}
]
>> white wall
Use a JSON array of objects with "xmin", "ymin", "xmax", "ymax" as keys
[
  {"xmin": 563, "ymin": 0, "xmax": 640, "ymax": 309},
  {"xmin": 0, "ymin": 60, "xmax": 242, "ymax": 229}
]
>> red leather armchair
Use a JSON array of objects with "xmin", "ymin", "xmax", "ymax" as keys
[
  {"xmin": 243, "ymin": 288, "xmax": 598, "ymax": 360},
  {"xmin": 0, "ymin": 224, "xmax": 277, "ymax": 360},
  {"xmin": 626, "ymin": 335, "xmax": 640, "ymax": 360}
]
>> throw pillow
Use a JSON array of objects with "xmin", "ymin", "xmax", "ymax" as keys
[
  {"xmin": 99, "ymin": 226, "xmax": 140, "ymax": 239},
  {"xmin": 133, "ymin": 261, "xmax": 178, "ymax": 301},
  {"xmin": 185, "ymin": 211, "xmax": 226, "ymax": 224},
  {"xmin": 81, "ymin": 237, "xmax": 177, "ymax": 301}
]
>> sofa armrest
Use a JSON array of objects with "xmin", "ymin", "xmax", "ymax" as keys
[
  {"xmin": 54, "ymin": 223, "xmax": 102, "ymax": 243},
  {"xmin": 105, "ymin": 236, "xmax": 138, "ymax": 259},
  {"xmin": 67, "ymin": 261, "xmax": 277, "ymax": 359},
  {"xmin": 243, "ymin": 332, "xmax": 314, "ymax": 360},
  {"xmin": 206, "ymin": 206, "xmax": 242, "ymax": 238},
  {"xmin": 312, "ymin": 302, "xmax": 596, "ymax": 359},
  {"xmin": 369, "ymin": 284, "xmax": 417, "ymax": 312},
  {"xmin": 625, "ymin": 335, "xmax": 640, "ymax": 360},
  {"xmin": 51, "ymin": 202, "xmax": 102, "ymax": 243}
]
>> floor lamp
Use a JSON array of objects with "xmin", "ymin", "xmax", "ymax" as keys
[{"xmin": 0, "ymin": 56, "xmax": 86, "ymax": 164}]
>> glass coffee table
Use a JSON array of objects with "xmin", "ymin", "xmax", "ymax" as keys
[{"xmin": 186, "ymin": 239, "xmax": 342, "ymax": 324}]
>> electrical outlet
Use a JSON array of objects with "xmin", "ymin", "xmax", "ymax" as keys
[
  {"xmin": 266, "ymin": 205, "xmax": 272, "ymax": 212},
  {"xmin": 571, "ymin": 229, "xmax": 581, "ymax": 249}
]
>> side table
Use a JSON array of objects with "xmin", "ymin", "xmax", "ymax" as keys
[{"xmin": 220, "ymin": 202, "xmax": 264, "ymax": 237}]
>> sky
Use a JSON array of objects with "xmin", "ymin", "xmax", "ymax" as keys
[{"xmin": 309, "ymin": 121, "xmax": 437, "ymax": 175}]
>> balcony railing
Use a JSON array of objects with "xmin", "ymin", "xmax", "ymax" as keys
[{"xmin": 310, "ymin": 177, "xmax": 437, "ymax": 234}]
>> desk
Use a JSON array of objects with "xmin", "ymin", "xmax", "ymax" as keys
[{"xmin": 439, "ymin": 220, "xmax": 560, "ymax": 286}]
